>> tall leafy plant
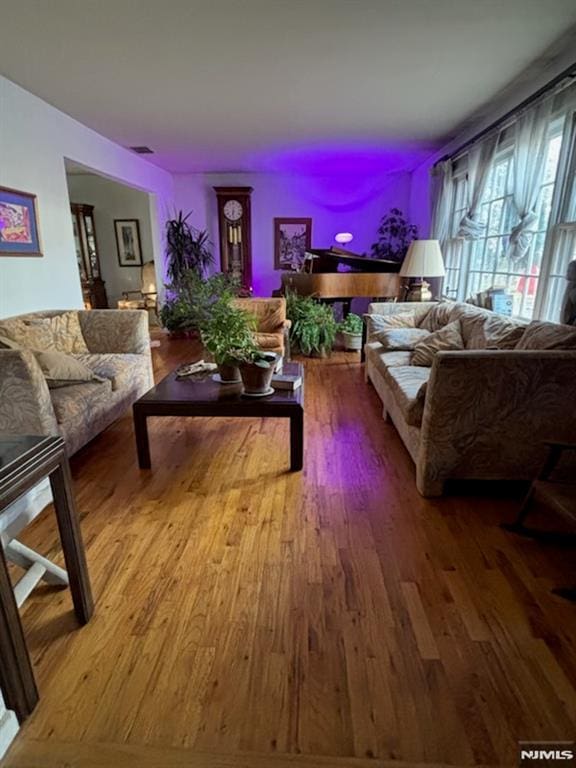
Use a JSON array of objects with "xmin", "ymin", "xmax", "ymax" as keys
[
  {"xmin": 160, "ymin": 270, "xmax": 239, "ymax": 333},
  {"xmin": 371, "ymin": 208, "xmax": 418, "ymax": 262},
  {"xmin": 165, "ymin": 210, "xmax": 213, "ymax": 283},
  {"xmin": 286, "ymin": 291, "xmax": 337, "ymax": 356},
  {"xmin": 201, "ymin": 297, "xmax": 256, "ymax": 366}
]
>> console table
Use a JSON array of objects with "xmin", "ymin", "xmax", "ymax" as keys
[{"xmin": 0, "ymin": 435, "xmax": 93, "ymax": 722}]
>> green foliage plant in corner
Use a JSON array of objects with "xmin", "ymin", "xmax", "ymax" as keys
[{"xmin": 286, "ymin": 291, "xmax": 337, "ymax": 357}]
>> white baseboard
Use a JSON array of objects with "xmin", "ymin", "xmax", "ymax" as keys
[{"xmin": 0, "ymin": 693, "xmax": 19, "ymax": 759}]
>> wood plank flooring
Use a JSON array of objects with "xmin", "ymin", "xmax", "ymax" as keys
[{"xmin": 4, "ymin": 336, "xmax": 576, "ymax": 766}]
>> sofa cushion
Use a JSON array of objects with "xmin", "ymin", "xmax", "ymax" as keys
[
  {"xmin": 366, "ymin": 342, "xmax": 412, "ymax": 372},
  {"xmin": 412, "ymin": 320, "xmax": 464, "ymax": 366},
  {"xmin": 253, "ymin": 331, "xmax": 283, "ymax": 352},
  {"xmin": 364, "ymin": 312, "xmax": 415, "ymax": 339},
  {"xmin": 0, "ymin": 334, "xmax": 21, "ymax": 350},
  {"xmin": 460, "ymin": 312, "xmax": 527, "ymax": 350},
  {"xmin": 35, "ymin": 351, "xmax": 105, "ymax": 388},
  {"xmin": 50, "ymin": 379, "xmax": 113, "ymax": 425},
  {"xmin": 516, "ymin": 320, "xmax": 576, "ymax": 350},
  {"xmin": 74, "ymin": 353, "xmax": 151, "ymax": 394},
  {"xmin": 418, "ymin": 302, "xmax": 456, "ymax": 331},
  {"xmin": 0, "ymin": 312, "xmax": 88, "ymax": 354},
  {"xmin": 374, "ymin": 327, "xmax": 431, "ymax": 350},
  {"xmin": 385, "ymin": 366, "xmax": 431, "ymax": 427}
]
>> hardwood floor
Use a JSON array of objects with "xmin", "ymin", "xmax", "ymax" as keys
[{"xmin": 4, "ymin": 336, "xmax": 576, "ymax": 766}]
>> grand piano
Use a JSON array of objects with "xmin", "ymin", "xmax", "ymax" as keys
[{"xmin": 278, "ymin": 247, "xmax": 401, "ymax": 307}]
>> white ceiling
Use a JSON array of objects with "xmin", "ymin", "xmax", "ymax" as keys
[{"xmin": 1, "ymin": 0, "xmax": 576, "ymax": 174}]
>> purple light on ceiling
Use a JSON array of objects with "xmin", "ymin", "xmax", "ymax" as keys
[{"xmin": 252, "ymin": 140, "xmax": 438, "ymax": 177}]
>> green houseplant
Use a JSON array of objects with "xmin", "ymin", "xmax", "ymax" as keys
[
  {"xmin": 160, "ymin": 270, "xmax": 240, "ymax": 336},
  {"xmin": 286, "ymin": 291, "xmax": 337, "ymax": 357},
  {"xmin": 338, "ymin": 313, "xmax": 363, "ymax": 351},
  {"xmin": 201, "ymin": 297, "xmax": 256, "ymax": 383},
  {"xmin": 234, "ymin": 348, "xmax": 278, "ymax": 396},
  {"xmin": 165, "ymin": 210, "xmax": 213, "ymax": 283}
]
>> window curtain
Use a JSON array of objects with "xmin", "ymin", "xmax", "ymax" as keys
[
  {"xmin": 507, "ymin": 96, "xmax": 554, "ymax": 263},
  {"xmin": 430, "ymin": 160, "xmax": 454, "ymax": 246},
  {"xmin": 457, "ymin": 133, "xmax": 499, "ymax": 238}
]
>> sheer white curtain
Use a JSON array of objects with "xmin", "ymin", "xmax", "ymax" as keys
[
  {"xmin": 430, "ymin": 160, "xmax": 454, "ymax": 246},
  {"xmin": 507, "ymin": 96, "xmax": 554, "ymax": 263},
  {"xmin": 457, "ymin": 133, "xmax": 499, "ymax": 238}
]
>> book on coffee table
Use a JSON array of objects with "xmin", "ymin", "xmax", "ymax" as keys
[{"xmin": 271, "ymin": 373, "xmax": 302, "ymax": 391}]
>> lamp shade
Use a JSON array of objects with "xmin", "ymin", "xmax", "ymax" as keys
[{"xmin": 400, "ymin": 240, "xmax": 445, "ymax": 278}]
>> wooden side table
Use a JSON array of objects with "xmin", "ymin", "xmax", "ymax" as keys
[{"xmin": 0, "ymin": 436, "xmax": 93, "ymax": 722}]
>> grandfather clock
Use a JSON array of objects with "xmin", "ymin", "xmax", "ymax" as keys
[{"xmin": 214, "ymin": 186, "xmax": 253, "ymax": 293}]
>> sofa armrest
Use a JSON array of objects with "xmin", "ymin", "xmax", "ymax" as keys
[
  {"xmin": 78, "ymin": 310, "xmax": 150, "ymax": 354},
  {"xmin": 417, "ymin": 349, "xmax": 576, "ymax": 494},
  {"xmin": 0, "ymin": 350, "xmax": 59, "ymax": 436}
]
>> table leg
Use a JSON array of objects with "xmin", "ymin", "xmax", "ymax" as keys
[
  {"xmin": 290, "ymin": 408, "xmax": 304, "ymax": 472},
  {"xmin": 49, "ymin": 461, "xmax": 94, "ymax": 625},
  {"xmin": 134, "ymin": 407, "xmax": 151, "ymax": 469},
  {"xmin": 0, "ymin": 542, "xmax": 38, "ymax": 722}
]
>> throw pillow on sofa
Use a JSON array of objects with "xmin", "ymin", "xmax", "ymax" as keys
[
  {"xmin": 460, "ymin": 313, "xmax": 527, "ymax": 350},
  {"xmin": 374, "ymin": 327, "xmax": 431, "ymax": 351},
  {"xmin": 418, "ymin": 302, "xmax": 455, "ymax": 331},
  {"xmin": 0, "ymin": 312, "xmax": 89, "ymax": 354},
  {"xmin": 364, "ymin": 313, "xmax": 415, "ymax": 338},
  {"xmin": 411, "ymin": 320, "xmax": 464, "ymax": 366},
  {"xmin": 35, "ymin": 351, "xmax": 106, "ymax": 388},
  {"xmin": 516, "ymin": 320, "xmax": 576, "ymax": 350}
]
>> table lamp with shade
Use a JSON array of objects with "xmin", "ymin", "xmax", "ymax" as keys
[{"xmin": 399, "ymin": 239, "xmax": 445, "ymax": 301}]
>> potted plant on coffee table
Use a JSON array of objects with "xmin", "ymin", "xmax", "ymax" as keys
[
  {"xmin": 234, "ymin": 348, "xmax": 278, "ymax": 396},
  {"xmin": 338, "ymin": 313, "xmax": 363, "ymax": 351},
  {"xmin": 201, "ymin": 299, "xmax": 256, "ymax": 383}
]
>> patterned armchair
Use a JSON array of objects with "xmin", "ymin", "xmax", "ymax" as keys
[{"xmin": 233, "ymin": 297, "xmax": 291, "ymax": 357}]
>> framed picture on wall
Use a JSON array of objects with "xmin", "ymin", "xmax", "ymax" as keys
[
  {"xmin": 274, "ymin": 217, "xmax": 312, "ymax": 270},
  {"xmin": 114, "ymin": 219, "xmax": 143, "ymax": 267},
  {"xmin": 0, "ymin": 186, "xmax": 42, "ymax": 257}
]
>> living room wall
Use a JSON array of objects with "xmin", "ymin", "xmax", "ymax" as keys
[
  {"xmin": 67, "ymin": 173, "xmax": 156, "ymax": 308},
  {"xmin": 173, "ymin": 170, "xmax": 414, "ymax": 296},
  {"xmin": 0, "ymin": 77, "xmax": 173, "ymax": 318}
]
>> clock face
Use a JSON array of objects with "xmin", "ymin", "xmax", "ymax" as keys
[{"xmin": 223, "ymin": 199, "xmax": 243, "ymax": 222}]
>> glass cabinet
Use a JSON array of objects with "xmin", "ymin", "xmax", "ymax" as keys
[{"xmin": 70, "ymin": 203, "xmax": 108, "ymax": 308}]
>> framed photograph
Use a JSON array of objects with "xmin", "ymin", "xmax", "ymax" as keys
[
  {"xmin": 0, "ymin": 186, "xmax": 42, "ymax": 257},
  {"xmin": 114, "ymin": 219, "xmax": 143, "ymax": 267},
  {"xmin": 274, "ymin": 217, "xmax": 312, "ymax": 270}
]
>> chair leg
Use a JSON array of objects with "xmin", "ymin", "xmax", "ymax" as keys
[
  {"xmin": 4, "ymin": 540, "xmax": 68, "ymax": 587},
  {"xmin": 501, "ymin": 488, "xmax": 534, "ymax": 532}
]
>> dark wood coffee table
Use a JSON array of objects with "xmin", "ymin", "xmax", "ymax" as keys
[{"xmin": 133, "ymin": 362, "xmax": 304, "ymax": 472}]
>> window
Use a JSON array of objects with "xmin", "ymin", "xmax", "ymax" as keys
[
  {"xmin": 540, "ymin": 115, "xmax": 576, "ymax": 321},
  {"xmin": 446, "ymin": 126, "xmax": 563, "ymax": 318},
  {"xmin": 437, "ymin": 82, "xmax": 576, "ymax": 320},
  {"xmin": 442, "ymin": 174, "xmax": 468, "ymax": 299},
  {"xmin": 544, "ymin": 224, "xmax": 576, "ymax": 320}
]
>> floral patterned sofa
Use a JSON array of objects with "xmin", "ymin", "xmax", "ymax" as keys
[
  {"xmin": 365, "ymin": 301, "xmax": 576, "ymax": 497},
  {"xmin": 0, "ymin": 310, "xmax": 153, "ymax": 456}
]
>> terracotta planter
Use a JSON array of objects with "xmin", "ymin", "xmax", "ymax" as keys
[
  {"xmin": 218, "ymin": 362, "xmax": 241, "ymax": 383},
  {"xmin": 239, "ymin": 355, "xmax": 277, "ymax": 395},
  {"xmin": 168, "ymin": 329, "xmax": 200, "ymax": 340}
]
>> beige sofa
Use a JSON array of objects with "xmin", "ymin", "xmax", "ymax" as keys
[
  {"xmin": 365, "ymin": 301, "xmax": 576, "ymax": 496},
  {"xmin": 0, "ymin": 310, "xmax": 153, "ymax": 456}
]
